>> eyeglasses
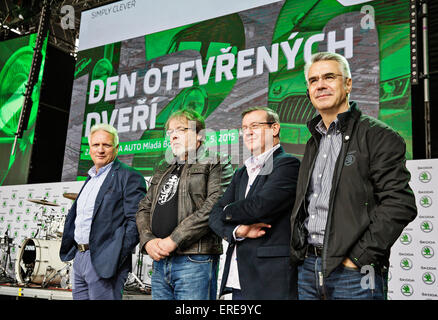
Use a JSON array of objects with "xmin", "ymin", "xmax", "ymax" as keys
[
  {"xmin": 307, "ymin": 73, "xmax": 344, "ymax": 87},
  {"xmin": 165, "ymin": 127, "xmax": 190, "ymax": 136},
  {"xmin": 240, "ymin": 122, "xmax": 275, "ymax": 134}
]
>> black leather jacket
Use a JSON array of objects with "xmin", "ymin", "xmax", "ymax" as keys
[
  {"xmin": 290, "ymin": 102, "xmax": 417, "ymax": 277},
  {"xmin": 136, "ymin": 148, "xmax": 233, "ymax": 255}
]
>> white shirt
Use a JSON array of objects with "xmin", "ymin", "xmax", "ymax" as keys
[{"xmin": 226, "ymin": 144, "xmax": 281, "ymax": 289}]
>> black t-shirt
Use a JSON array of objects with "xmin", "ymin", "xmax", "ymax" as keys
[{"xmin": 151, "ymin": 163, "xmax": 184, "ymax": 238}]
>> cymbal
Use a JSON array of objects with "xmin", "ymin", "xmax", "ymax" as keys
[
  {"xmin": 63, "ymin": 193, "xmax": 78, "ymax": 201},
  {"xmin": 27, "ymin": 199, "xmax": 60, "ymax": 207}
]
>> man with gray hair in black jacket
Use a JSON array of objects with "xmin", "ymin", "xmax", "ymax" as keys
[{"xmin": 290, "ymin": 52, "xmax": 417, "ymax": 300}]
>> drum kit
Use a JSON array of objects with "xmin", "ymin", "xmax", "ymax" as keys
[
  {"xmin": 4, "ymin": 193, "xmax": 78, "ymax": 289},
  {"xmin": 1, "ymin": 191, "xmax": 152, "ymax": 294}
]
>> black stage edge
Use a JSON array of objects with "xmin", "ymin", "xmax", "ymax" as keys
[
  {"xmin": 0, "ymin": 299, "xmax": 433, "ymax": 317},
  {"xmin": 27, "ymin": 45, "xmax": 75, "ymax": 183}
]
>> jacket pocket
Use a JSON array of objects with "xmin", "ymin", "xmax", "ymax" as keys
[
  {"xmin": 257, "ymin": 245, "xmax": 290, "ymax": 258},
  {"xmin": 339, "ymin": 263, "xmax": 361, "ymax": 273},
  {"xmin": 104, "ymin": 190, "xmax": 123, "ymax": 200},
  {"xmin": 188, "ymin": 166, "xmax": 209, "ymax": 199},
  {"xmin": 187, "ymin": 254, "xmax": 213, "ymax": 263}
]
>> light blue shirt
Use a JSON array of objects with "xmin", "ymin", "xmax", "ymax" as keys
[{"xmin": 74, "ymin": 161, "xmax": 114, "ymax": 245}]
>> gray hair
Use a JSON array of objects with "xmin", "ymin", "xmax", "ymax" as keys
[
  {"xmin": 88, "ymin": 123, "xmax": 119, "ymax": 147},
  {"xmin": 304, "ymin": 52, "xmax": 352, "ymax": 82}
]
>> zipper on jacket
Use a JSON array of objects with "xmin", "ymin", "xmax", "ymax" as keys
[
  {"xmin": 303, "ymin": 139, "xmax": 319, "ymax": 212},
  {"xmin": 293, "ymin": 134, "xmax": 319, "ymax": 255},
  {"xmin": 178, "ymin": 164, "xmax": 188, "ymax": 226},
  {"xmin": 293, "ymin": 142, "xmax": 319, "ymax": 255}
]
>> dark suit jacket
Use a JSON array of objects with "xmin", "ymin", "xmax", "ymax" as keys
[
  {"xmin": 60, "ymin": 158, "xmax": 146, "ymax": 279},
  {"xmin": 209, "ymin": 146, "xmax": 299, "ymax": 299}
]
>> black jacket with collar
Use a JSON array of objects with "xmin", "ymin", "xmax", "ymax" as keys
[
  {"xmin": 290, "ymin": 102, "xmax": 417, "ymax": 277},
  {"xmin": 209, "ymin": 146, "xmax": 300, "ymax": 299}
]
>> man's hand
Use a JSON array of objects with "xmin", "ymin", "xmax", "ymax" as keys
[
  {"xmin": 157, "ymin": 237, "xmax": 178, "ymax": 253},
  {"xmin": 235, "ymin": 223, "xmax": 271, "ymax": 239},
  {"xmin": 342, "ymin": 257, "xmax": 359, "ymax": 269},
  {"xmin": 145, "ymin": 238, "xmax": 170, "ymax": 262}
]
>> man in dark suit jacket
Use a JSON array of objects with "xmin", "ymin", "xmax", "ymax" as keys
[
  {"xmin": 209, "ymin": 107, "xmax": 299, "ymax": 300},
  {"xmin": 60, "ymin": 124, "xmax": 146, "ymax": 300}
]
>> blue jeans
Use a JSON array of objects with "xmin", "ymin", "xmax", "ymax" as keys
[
  {"xmin": 298, "ymin": 253, "xmax": 387, "ymax": 300},
  {"xmin": 151, "ymin": 254, "xmax": 219, "ymax": 300}
]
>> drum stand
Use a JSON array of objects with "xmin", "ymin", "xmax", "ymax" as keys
[
  {"xmin": 124, "ymin": 252, "xmax": 150, "ymax": 294},
  {"xmin": 41, "ymin": 262, "xmax": 71, "ymax": 288},
  {"xmin": 128, "ymin": 272, "xmax": 146, "ymax": 290},
  {"xmin": 34, "ymin": 206, "xmax": 56, "ymax": 240},
  {"xmin": 0, "ymin": 232, "xmax": 15, "ymax": 283}
]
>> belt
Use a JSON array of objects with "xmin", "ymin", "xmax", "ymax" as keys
[
  {"xmin": 306, "ymin": 244, "xmax": 323, "ymax": 257},
  {"xmin": 77, "ymin": 244, "xmax": 89, "ymax": 252}
]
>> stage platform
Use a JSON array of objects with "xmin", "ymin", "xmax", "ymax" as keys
[{"xmin": 0, "ymin": 283, "xmax": 151, "ymax": 300}]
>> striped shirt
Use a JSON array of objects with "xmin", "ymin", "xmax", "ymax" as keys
[{"xmin": 305, "ymin": 119, "xmax": 342, "ymax": 246}]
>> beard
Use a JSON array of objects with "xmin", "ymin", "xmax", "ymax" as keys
[{"xmin": 172, "ymin": 145, "xmax": 187, "ymax": 158}]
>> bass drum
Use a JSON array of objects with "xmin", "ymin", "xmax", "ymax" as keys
[{"xmin": 15, "ymin": 238, "xmax": 69, "ymax": 285}]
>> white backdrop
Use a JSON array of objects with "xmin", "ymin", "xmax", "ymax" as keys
[
  {"xmin": 0, "ymin": 181, "xmax": 83, "ymax": 279},
  {"xmin": 0, "ymin": 180, "xmax": 154, "ymax": 288},
  {"xmin": 388, "ymin": 159, "xmax": 438, "ymax": 300}
]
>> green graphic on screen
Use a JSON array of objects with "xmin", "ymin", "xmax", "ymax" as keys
[
  {"xmin": 69, "ymin": 0, "xmax": 413, "ymax": 180},
  {"xmin": 269, "ymin": 0, "xmax": 412, "ymax": 158},
  {"xmin": 0, "ymin": 33, "xmax": 48, "ymax": 185}
]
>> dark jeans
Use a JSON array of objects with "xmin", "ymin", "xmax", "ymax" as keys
[{"xmin": 298, "ymin": 253, "xmax": 387, "ymax": 300}]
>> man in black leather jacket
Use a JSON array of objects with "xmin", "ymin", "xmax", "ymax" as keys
[
  {"xmin": 136, "ymin": 108, "xmax": 233, "ymax": 300},
  {"xmin": 290, "ymin": 52, "xmax": 417, "ymax": 300}
]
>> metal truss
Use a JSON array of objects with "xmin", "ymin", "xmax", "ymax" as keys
[{"xmin": 1, "ymin": 0, "xmax": 119, "ymax": 54}]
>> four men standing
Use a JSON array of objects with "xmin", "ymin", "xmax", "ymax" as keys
[{"xmin": 60, "ymin": 52, "xmax": 417, "ymax": 300}]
